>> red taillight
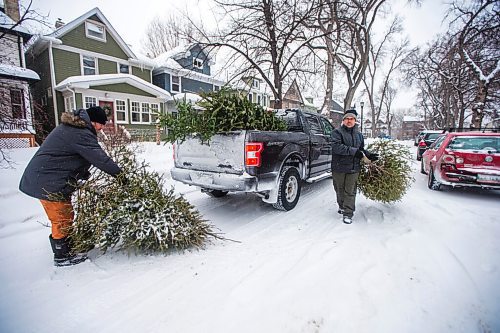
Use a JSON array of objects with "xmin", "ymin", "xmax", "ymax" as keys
[
  {"xmin": 245, "ymin": 142, "xmax": 263, "ymax": 167},
  {"xmin": 172, "ymin": 143, "xmax": 176, "ymax": 161},
  {"xmin": 418, "ymin": 140, "xmax": 427, "ymax": 147},
  {"xmin": 442, "ymin": 154, "xmax": 455, "ymax": 164}
]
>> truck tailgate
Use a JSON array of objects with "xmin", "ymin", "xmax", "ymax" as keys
[{"xmin": 175, "ymin": 132, "xmax": 246, "ymax": 174}]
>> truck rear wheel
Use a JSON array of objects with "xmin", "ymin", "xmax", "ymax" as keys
[
  {"xmin": 272, "ymin": 166, "xmax": 301, "ymax": 211},
  {"xmin": 204, "ymin": 189, "xmax": 229, "ymax": 198}
]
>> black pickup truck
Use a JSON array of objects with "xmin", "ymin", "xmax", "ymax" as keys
[{"xmin": 170, "ymin": 109, "xmax": 334, "ymax": 210}]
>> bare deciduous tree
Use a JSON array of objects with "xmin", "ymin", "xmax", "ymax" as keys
[
  {"xmin": 452, "ymin": 0, "xmax": 500, "ymax": 128},
  {"xmin": 141, "ymin": 14, "xmax": 205, "ymax": 58},
  {"xmin": 203, "ymin": 0, "xmax": 326, "ymax": 108}
]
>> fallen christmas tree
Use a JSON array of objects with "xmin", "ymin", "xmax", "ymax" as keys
[
  {"xmin": 68, "ymin": 141, "xmax": 219, "ymax": 255},
  {"xmin": 358, "ymin": 139, "xmax": 414, "ymax": 203},
  {"xmin": 160, "ymin": 88, "xmax": 287, "ymax": 144}
]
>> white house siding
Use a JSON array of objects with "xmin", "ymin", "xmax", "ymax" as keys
[{"xmin": 0, "ymin": 34, "xmax": 21, "ymax": 66}]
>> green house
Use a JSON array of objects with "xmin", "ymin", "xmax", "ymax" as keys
[{"xmin": 25, "ymin": 7, "xmax": 172, "ymax": 141}]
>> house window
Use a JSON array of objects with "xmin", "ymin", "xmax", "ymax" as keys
[
  {"xmin": 10, "ymin": 89, "xmax": 25, "ymax": 119},
  {"xmin": 115, "ymin": 100, "xmax": 127, "ymax": 122},
  {"xmin": 131, "ymin": 101, "xmax": 141, "ymax": 122},
  {"xmin": 247, "ymin": 93, "xmax": 253, "ymax": 102},
  {"xmin": 214, "ymin": 85, "xmax": 220, "ymax": 91},
  {"xmin": 119, "ymin": 64, "xmax": 129, "ymax": 74},
  {"xmin": 82, "ymin": 55, "xmax": 97, "ymax": 75},
  {"xmin": 85, "ymin": 20, "xmax": 106, "ymax": 42},
  {"xmin": 150, "ymin": 103, "xmax": 159, "ymax": 123},
  {"xmin": 252, "ymin": 79, "xmax": 259, "ymax": 89},
  {"xmin": 193, "ymin": 57, "xmax": 203, "ymax": 69},
  {"xmin": 141, "ymin": 102, "xmax": 150, "ymax": 123},
  {"xmin": 64, "ymin": 96, "xmax": 75, "ymax": 112},
  {"xmin": 85, "ymin": 96, "xmax": 97, "ymax": 109},
  {"xmin": 257, "ymin": 95, "xmax": 261, "ymax": 105},
  {"xmin": 171, "ymin": 75, "xmax": 180, "ymax": 93},
  {"xmin": 263, "ymin": 96, "xmax": 267, "ymax": 107}
]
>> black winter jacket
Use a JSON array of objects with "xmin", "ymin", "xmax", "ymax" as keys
[
  {"xmin": 331, "ymin": 124, "xmax": 365, "ymax": 173},
  {"xmin": 19, "ymin": 109, "xmax": 122, "ymax": 201}
]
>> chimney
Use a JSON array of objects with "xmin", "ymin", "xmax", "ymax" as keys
[
  {"xmin": 55, "ymin": 18, "xmax": 65, "ymax": 29},
  {"xmin": 4, "ymin": 0, "xmax": 20, "ymax": 22}
]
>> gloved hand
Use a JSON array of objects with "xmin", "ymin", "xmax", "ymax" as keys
[
  {"xmin": 366, "ymin": 152, "xmax": 379, "ymax": 161},
  {"xmin": 354, "ymin": 149, "xmax": 364, "ymax": 159},
  {"xmin": 81, "ymin": 170, "xmax": 91, "ymax": 180}
]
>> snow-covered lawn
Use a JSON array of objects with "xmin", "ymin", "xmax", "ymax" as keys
[{"xmin": 0, "ymin": 141, "xmax": 499, "ymax": 333}]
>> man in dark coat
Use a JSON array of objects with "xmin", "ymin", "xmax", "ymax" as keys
[
  {"xmin": 331, "ymin": 109, "xmax": 378, "ymax": 224},
  {"xmin": 19, "ymin": 106, "xmax": 123, "ymax": 266}
]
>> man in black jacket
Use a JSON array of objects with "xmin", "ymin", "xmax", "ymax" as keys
[
  {"xmin": 19, "ymin": 106, "xmax": 123, "ymax": 266},
  {"xmin": 331, "ymin": 109, "xmax": 378, "ymax": 224}
]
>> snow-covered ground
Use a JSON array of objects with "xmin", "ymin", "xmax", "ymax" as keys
[{"xmin": 1, "ymin": 141, "xmax": 499, "ymax": 333}]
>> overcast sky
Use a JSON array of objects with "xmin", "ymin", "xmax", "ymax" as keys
[{"xmin": 24, "ymin": 0, "xmax": 450, "ymax": 109}]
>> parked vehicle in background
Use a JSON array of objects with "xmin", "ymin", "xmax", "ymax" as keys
[
  {"xmin": 414, "ymin": 129, "xmax": 440, "ymax": 146},
  {"xmin": 171, "ymin": 109, "xmax": 334, "ymax": 211},
  {"xmin": 421, "ymin": 132, "xmax": 500, "ymax": 190},
  {"xmin": 416, "ymin": 131, "xmax": 443, "ymax": 161}
]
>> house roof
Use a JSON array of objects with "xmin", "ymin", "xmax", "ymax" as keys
[
  {"xmin": 0, "ymin": 10, "xmax": 32, "ymax": 39},
  {"xmin": 47, "ymin": 7, "xmax": 135, "ymax": 59},
  {"xmin": 0, "ymin": 63, "xmax": 40, "ymax": 81},
  {"xmin": 55, "ymin": 74, "xmax": 173, "ymax": 100},
  {"xmin": 27, "ymin": 7, "xmax": 152, "ymax": 68},
  {"xmin": 154, "ymin": 44, "xmax": 215, "ymax": 64}
]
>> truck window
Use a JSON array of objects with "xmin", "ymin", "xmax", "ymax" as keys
[
  {"xmin": 304, "ymin": 114, "xmax": 323, "ymax": 135},
  {"xmin": 275, "ymin": 109, "xmax": 302, "ymax": 131},
  {"xmin": 320, "ymin": 117, "xmax": 333, "ymax": 136}
]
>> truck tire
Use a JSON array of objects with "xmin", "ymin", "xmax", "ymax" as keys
[
  {"xmin": 272, "ymin": 166, "xmax": 301, "ymax": 211},
  {"xmin": 204, "ymin": 189, "xmax": 229, "ymax": 198}
]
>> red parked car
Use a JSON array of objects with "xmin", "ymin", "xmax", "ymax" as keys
[{"xmin": 421, "ymin": 132, "xmax": 500, "ymax": 190}]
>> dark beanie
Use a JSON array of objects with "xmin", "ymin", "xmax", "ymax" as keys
[
  {"xmin": 87, "ymin": 106, "xmax": 108, "ymax": 125},
  {"xmin": 343, "ymin": 109, "xmax": 358, "ymax": 119}
]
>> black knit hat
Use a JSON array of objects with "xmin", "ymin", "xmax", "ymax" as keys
[
  {"xmin": 87, "ymin": 106, "xmax": 108, "ymax": 125},
  {"xmin": 343, "ymin": 109, "xmax": 358, "ymax": 119}
]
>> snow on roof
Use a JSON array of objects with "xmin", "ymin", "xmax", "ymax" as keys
[
  {"xmin": 173, "ymin": 92, "xmax": 202, "ymax": 103},
  {"xmin": 0, "ymin": 11, "xmax": 31, "ymax": 36},
  {"xmin": 0, "ymin": 64, "xmax": 40, "ymax": 81},
  {"xmin": 403, "ymin": 116, "xmax": 422, "ymax": 122},
  {"xmin": 55, "ymin": 74, "xmax": 172, "ymax": 100},
  {"xmin": 39, "ymin": 8, "xmax": 136, "ymax": 60}
]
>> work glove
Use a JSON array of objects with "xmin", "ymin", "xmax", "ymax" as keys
[
  {"xmin": 366, "ymin": 152, "xmax": 379, "ymax": 161},
  {"xmin": 354, "ymin": 149, "xmax": 364, "ymax": 159}
]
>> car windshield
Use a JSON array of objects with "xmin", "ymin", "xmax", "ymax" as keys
[
  {"xmin": 426, "ymin": 133, "xmax": 441, "ymax": 140},
  {"xmin": 447, "ymin": 136, "xmax": 500, "ymax": 152}
]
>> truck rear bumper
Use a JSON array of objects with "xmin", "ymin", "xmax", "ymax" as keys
[{"xmin": 171, "ymin": 167, "xmax": 261, "ymax": 192}]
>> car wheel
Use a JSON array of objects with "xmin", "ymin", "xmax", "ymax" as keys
[
  {"xmin": 272, "ymin": 166, "xmax": 301, "ymax": 211},
  {"xmin": 427, "ymin": 168, "xmax": 441, "ymax": 191},
  {"xmin": 204, "ymin": 189, "xmax": 229, "ymax": 198},
  {"xmin": 420, "ymin": 159, "xmax": 427, "ymax": 174}
]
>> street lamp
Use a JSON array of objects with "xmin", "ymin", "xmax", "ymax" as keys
[{"xmin": 360, "ymin": 101, "xmax": 364, "ymax": 135}]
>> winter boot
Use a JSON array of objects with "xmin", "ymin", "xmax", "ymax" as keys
[
  {"xmin": 342, "ymin": 215, "xmax": 353, "ymax": 224},
  {"xmin": 49, "ymin": 235, "xmax": 88, "ymax": 267}
]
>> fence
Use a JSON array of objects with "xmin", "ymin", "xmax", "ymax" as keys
[{"xmin": 0, "ymin": 133, "xmax": 36, "ymax": 148}]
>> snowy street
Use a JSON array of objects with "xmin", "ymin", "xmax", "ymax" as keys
[{"xmin": 0, "ymin": 141, "xmax": 499, "ymax": 333}]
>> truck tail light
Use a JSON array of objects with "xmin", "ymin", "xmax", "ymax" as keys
[
  {"xmin": 245, "ymin": 142, "xmax": 263, "ymax": 167},
  {"xmin": 418, "ymin": 140, "xmax": 427, "ymax": 147}
]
